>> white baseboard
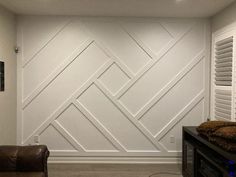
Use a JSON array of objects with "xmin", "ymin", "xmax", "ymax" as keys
[{"xmin": 48, "ymin": 157, "xmax": 181, "ymax": 164}]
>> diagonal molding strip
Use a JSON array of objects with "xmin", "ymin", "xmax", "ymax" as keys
[
  {"xmin": 22, "ymin": 19, "xmax": 72, "ymax": 68},
  {"xmin": 73, "ymin": 100, "xmax": 126, "ymax": 152},
  {"xmin": 23, "ymin": 60, "xmax": 113, "ymax": 144},
  {"xmin": 52, "ymin": 121, "xmax": 85, "ymax": 152},
  {"xmin": 80, "ymin": 23, "xmax": 135, "ymax": 78},
  {"xmin": 52, "ymin": 121, "xmax": 119, "ymax": 153},
  {"xmin": 114, "ymin": 22, "xmax": 195, "ymax": 100},
  {"xmin": 135, "ymin": 50, "xmax": 205, "ymax": 120},
  {"xmin": 155, "ymin": 90, "xmax": 205, "ymax": 140},
  {"xmin": 94, "ymin": 80, "xmax": 164, "ymax": 152},
  {"xmin": 22, "ymin": 39, "xmax": 94, "ymax": 109},
  {"xmin": 119, "ymin": 22, "xmax": 156, "ymax": 60}
]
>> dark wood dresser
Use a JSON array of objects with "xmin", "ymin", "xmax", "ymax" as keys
[{"xmin": 182, "ymin": 126, "xmax": 236, "ymax": 177}]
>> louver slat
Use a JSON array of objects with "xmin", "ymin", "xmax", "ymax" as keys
[
  {"xmin": 215, "ymin": 62, "xmax": 232, "ymax": 68},
  {"xmin": 215, "ymin": 42, "xmax": 233, "ymax": 50},
  {"xmin": 215, "ymin": 72, "xmax": 232, "ymax": 77},
  {"xmin": 215, "ymin": 57, "xmax": 232, "ymax": 64},
  {"xmin": 216, "ymin": 37, "xmax": 233, "ymax": 46},
  {"xmin": 215, "ymin": 89, "xmax": 232, "ymax": 120},
  {"xmin": 215, "ymin": 111, "xmax": 231, "ymax": 119},
  {"xmin": 215, "ymin": 103, "xmax": 231, "ymax": 110},
  {"xmin": 215, "ymin": 37, "xmax": 233, "ymax": 86}
]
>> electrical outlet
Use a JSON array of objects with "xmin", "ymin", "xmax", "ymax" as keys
[
  {"xmin": 170, "ymin": 135, "xmax": 175, "ymax": 143},
  {"xmin": 34, "ymin": 135, "xmax": 40, "ymax": 144}
]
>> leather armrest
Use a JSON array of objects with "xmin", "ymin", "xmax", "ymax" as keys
[
  {"xmin": 0, "ymin": 146, "xmax": 18, "ymax": 171},
  {"xmin": 0, "ymin": 145, "xmax": 49, "ymax": 175},
  {"xmin": 17, "ymin": 145, "xmax": 49, "ymax": 172}
]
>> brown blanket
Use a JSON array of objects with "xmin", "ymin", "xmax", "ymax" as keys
[
  {"xmin": 213, "ymin": 126, "xmax": 236, "ymax": 142},
  {"xmin": 197, "ymin": 121, "xmax": 236, "ymax": 138},
  {"xmin": 197, "ymin": 121, "xmax": 236, "ymax": 152}
]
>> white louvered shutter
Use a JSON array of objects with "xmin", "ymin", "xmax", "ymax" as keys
[{"xmin": 212, "ymin": 31, "xmax": 236, "ymax": 122}]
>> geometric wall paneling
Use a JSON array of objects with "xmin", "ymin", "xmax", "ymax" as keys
[
  {"xmin": 17, "ymin": 17, "xmax": 210, "ymax": 162},
  {"xmin": 121, "ymin": 21, "xmax": 173, "ymax": 55},
  {"xmin": 159, "ymin": 100, "xmax": 204, "ymax": 152},
  {"xmin": 77, "ymin": 84, "xmax": 158, "ymax": 151},
  {"xmin": 98, "ymin": 63, "xmax": 130, "ymax": 95},
  {"xmin": 22, "ymin": 42, "xmax": 110, "ymax": 140},
  {"xmin": 39, "ymin": 125, "xmax": 77, "ymax": 151},
  {"xmin": 140, "ymin": 59, "xmax": 204, "ymax": 137},
  {"xmin": 81, "ymin": 21, "xmax": 151, "ymax": 74},
  {"xmin": 20, "ymin": 16, "xmax": 71, "ymax": 65},
  {"xmin": 160, "ymin": 20, "xmax": 195, "ymax": 38},
  {"xmin": 119, "ymin": 22, "xmax": 205, "ymax": 116},
  {"xmin": 56, "ymin": 104, "xmax": 118, "ymax": 151},
  {"xmin": 22, "ymin": 20, "xmax": 89, "ymax": 99}
]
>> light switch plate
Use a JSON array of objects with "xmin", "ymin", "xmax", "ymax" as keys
[{"xmin": 170, "ymin": 135, "xmax": 175, "ymax": 143}]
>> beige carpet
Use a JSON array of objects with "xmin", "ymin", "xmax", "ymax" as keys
[{"xmin": 48, "ymin": 164, "xmax": 182, "ymax": 177}]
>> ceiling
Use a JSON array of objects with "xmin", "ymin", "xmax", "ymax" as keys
[{"xmin": 0, "ymin": 0, "xmax": 235, "ymax": 17}]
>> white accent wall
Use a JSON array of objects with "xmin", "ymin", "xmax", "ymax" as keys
[{"xmin": 17, "ymin": 16, "xmax": 210, "ymax": 163}]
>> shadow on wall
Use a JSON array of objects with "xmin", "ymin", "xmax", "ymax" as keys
[{"xmin": 212, "ymin": 1, "xmax": 236, "ymax": 32}]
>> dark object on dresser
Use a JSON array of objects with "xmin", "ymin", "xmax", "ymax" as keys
[
  {"xmin": 0, "ymin": 145, "xmax": 50, "ymax": 177},
  {"xmin": 196, "ymin": 121, "xmax": 236, "ymax": 138},
  {"xmin": 183, "ymin": 126, "xmax": 236, "ymax": 177},
  {"xmin": 197, "ymin": 121, "xmax": 236, "ymax": 152}
]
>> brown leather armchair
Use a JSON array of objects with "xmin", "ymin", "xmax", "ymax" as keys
[{"xmin": 0, "ymin": 145, "xmax": 50, "ymax": 177}]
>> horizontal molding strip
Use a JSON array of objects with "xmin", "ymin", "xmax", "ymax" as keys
[{"xmin": 48, "ymin": 157, "xmax": 181, "ymax": 164}]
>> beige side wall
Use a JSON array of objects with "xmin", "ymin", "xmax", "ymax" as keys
[
  {"xmin": 212, "ymin": 1, "xmax": 236, "ymax": 32},
  {"xmin": 0, "ymin": 5, "xmax": 16, "ymax": 145}
]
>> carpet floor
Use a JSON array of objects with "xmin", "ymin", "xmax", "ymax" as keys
[{"xmin": 48, "ymin": 164, "xmax": 182, "ymax": 177}]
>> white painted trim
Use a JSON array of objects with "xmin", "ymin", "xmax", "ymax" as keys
[
  {"xmin": 114, "ymin": 22, "xmax": 194, "ymax": 101},
  {"xmin": 94, "ymin": 81, "xmax": 165, "ymax": 152},
  {"xmin": 135, "ymin": 50, "xmax": 205, "ymax": 120},
  {"xmin": 16, "ymin": 17, "xmax": 23, "ymax": 145},
  {"xmin": 156, "ymin": 90, "xmax": 205, "ymax": 140},
  {"xmin": 73, "ymin": 100, "xmax": 127, "ymax": 152},
  {"xmin": 203, "ymin": 19, "xmax": 211, "ymax": 121},
  {"xmin": 22, "ymin": 19, "xmax": 72, "ymax": 67},
  {"xmin": 23, "ymin": 60, "xmax": 113, "ymax": 144},
  {"xmin": 52, "ymin": 121, "xmax": 86, "ymax": 152},
  {"xmin": 17, "ymin": 17, "xmax": 210, "ymax": 161},
  {"xmin": 22, "ymin": 39, "xmax": 94, "ymax": 108},
  {"xmin": 48, "ymin": 157, "xmax": 181, "ymax": 164}
]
